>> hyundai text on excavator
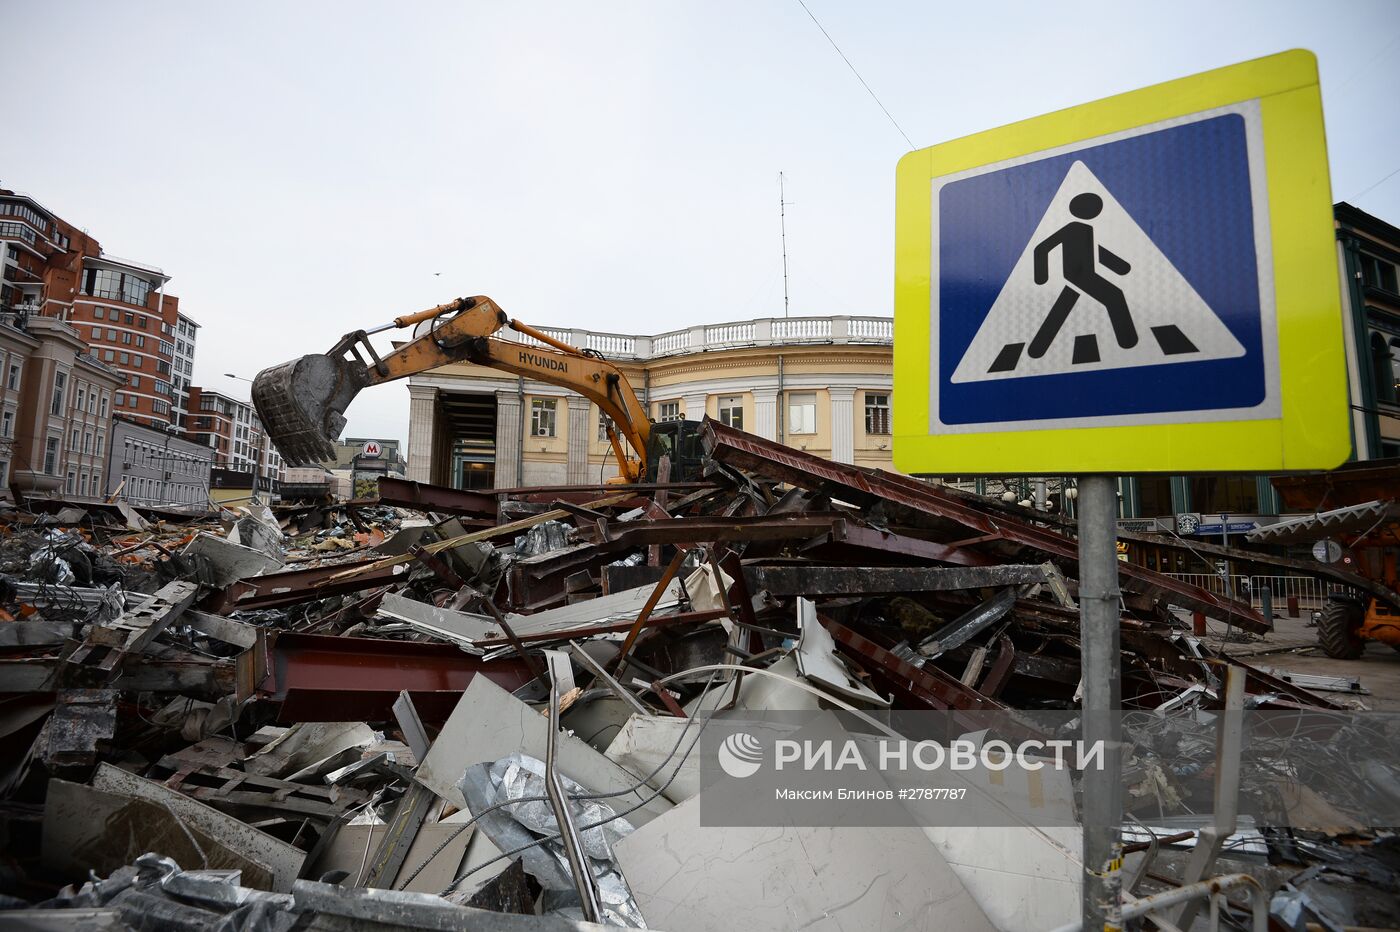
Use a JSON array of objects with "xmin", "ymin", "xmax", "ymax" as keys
[{"xmin": 250, "ymin": 296, "xmax": 705, "ymax": 483}]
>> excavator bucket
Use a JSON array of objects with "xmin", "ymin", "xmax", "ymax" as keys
[{"xmin": 252, "ymin": 353, "xmax": 370, "ymax": 466}]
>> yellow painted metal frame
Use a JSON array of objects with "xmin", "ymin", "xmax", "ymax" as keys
[{"xmin": 894, "ymin": 49, "xmax": 1348, "ymax": 475}]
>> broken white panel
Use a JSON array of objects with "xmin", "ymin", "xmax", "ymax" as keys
[
  {"xmin": 376, "ymin": 592, "xmax": 499, "ymax": 650},
  {"xmin": 795, "ymin": 598, "xmax": 890, "ymax": 706},
  {"xmin": 508, "ymin": 578, "xmax": 686, "ymax": 638},
  {"xmin": 919, "ymin": 729, "xmax": 1082, "ymax": 932},
  {"xmin": 614, "ymin": 794, "xmax": 995, "ymax": 932},
  {"xmin": 922, "ymin": 825, "xmax": 1082, "ymax": 932},
  {"xmin": 43, "ymin": 779, "xmax": 286, "ymax": 891},
  {"xmin": 604, "ymin": 715, "xmax": 702, "ymax": 804},
  {"xmin": 380, "ymin": 580, "xmax": 687, "ymax": 648},
  {"xmin": 243, "ymin": 721, "xmax": 377, "ymax": 778},
  {"xmin": 89, "ymin": 763, "xmax": 304, "ymax": 892},
  {"xmin": 683, "ymin": 562, "xmax": 733, "ymax": 613},
  {"xmin": 684, "ymin": 655, "xmax": 824, "ymax": 715},
  {"xmin": 230, "ymin": 501, "xmax": 285, "ymax": 560},
  {"xmin": 115, "ymin": 501, "xmax": 149, "ymax": 531},
  {"xmin": 414, "ymin": 676, "xmax": 671, "ymax": 825},
  {"xmin": 184, "ymin": 533, "xmax": 285, "ymax": 587},
  {"xmin": 309, "ymin": 822, "xmax": 476, "ymax": 893}
]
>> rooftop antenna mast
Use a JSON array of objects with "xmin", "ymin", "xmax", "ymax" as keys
[{"xmin": 780, "ymin": 172, "xmax": 790, "ymax": 318}]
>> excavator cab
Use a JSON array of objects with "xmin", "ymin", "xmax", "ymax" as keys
[{"xmin": 643, "ymin": 419, "xmax": 706, "ymax": 482}]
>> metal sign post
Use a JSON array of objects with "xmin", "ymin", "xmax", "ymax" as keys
[
  {"xmin": 1078, "ymin": 476, "xmax": 1124, "ymax": 930},
  {"xmin": 891, "ymin": 50, "xmax": 1348, "ymax": 932}
]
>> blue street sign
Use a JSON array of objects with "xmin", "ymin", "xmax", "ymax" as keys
[{"xmin": 935, "ymin": 111, "xmax": 1272, "ymax": 432}]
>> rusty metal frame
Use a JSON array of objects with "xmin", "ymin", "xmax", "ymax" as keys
[
  {"xmin": 701, "ymin": 419, "xmax": 1268, "ymax": 631},
  {"xmin": 203, "ymin": 558, "xmax": 408, "ymax": 613},
  {"xmin": 266, "ymin": 632, "xmax": 535, "ymax": 722}
]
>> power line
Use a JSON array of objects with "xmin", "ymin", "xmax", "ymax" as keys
[
  {"xmin": 794, "ymin": 0, "xmax": 915, "ymax": 150},
  {"xmin": 1351, "ymin": 165, "xmax": 1400, "ymax": 202}
]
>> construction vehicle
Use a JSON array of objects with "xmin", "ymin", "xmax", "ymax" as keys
[
  {"xmin": 251, "ymin": 296, "xmax": 705, "ymax": 483},
  {"xmin": 1260, "ymin": 459, "xmax": 1400, "ymax": 658}
]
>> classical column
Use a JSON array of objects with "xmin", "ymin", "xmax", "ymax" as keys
[
  {"xmin": 494, "ymin": 389, "xmax": 523, "ymax": 489},
  {"xmin": 830, "ymin": 387, "xmax": 856, "ymax": 464},
  {"xmin": 753, "ymin": 388, "xmax": 778, "ymax": 441},
  {"xmin": 682, "ymin": 391, "xmax": 708, "ymax": 423},
  {"xmin": 566, "ymin": 395, "xmax": 591, "ymax": 484},
  {"xmin": 406, "ymin": 385, "xmax": 436, "ymax": 483}
]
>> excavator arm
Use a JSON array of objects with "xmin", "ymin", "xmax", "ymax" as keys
[{"xmin": 252, "ymin": 296, "xmax": 652, "ymax": 481}]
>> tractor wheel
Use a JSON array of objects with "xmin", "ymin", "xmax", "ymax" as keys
[{"xmin": 1317, "ymin": 599, "xmax": 1365, "ymax": 660}]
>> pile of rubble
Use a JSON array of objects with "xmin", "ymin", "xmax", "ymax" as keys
[{"xmin": 1, "ymin": 420, "xmax": 1396, "ymax": 930}]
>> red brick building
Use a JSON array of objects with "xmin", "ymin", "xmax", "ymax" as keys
[
  {"xmin": 185, "ymin": 386, "xmax": 282, "ymax": 492},
  {"xmin": 1, "ymin": 189, "xmax": 193, "ymax": 431}
]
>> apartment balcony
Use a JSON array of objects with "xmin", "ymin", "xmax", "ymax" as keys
[
  {"xmin": 490, "ymin": 314, "xmax": 893, "ymax": 361},
  {"xmin": 0, "ymin": 222, "xmax": 39, "ymax": 248}
]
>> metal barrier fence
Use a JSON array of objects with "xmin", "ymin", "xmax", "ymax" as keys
[{"xmin": 1164, "ymin": 573, "xmax": 1347, "ymax": 611}]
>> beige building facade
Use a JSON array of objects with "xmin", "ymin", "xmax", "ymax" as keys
[
  {"xmin": 406, "ymin": 315, "xmax": 895, "ymax": 488},
  {"xmin": 1, "ymin": 315, "xmax": 121, "ymax": 501}
]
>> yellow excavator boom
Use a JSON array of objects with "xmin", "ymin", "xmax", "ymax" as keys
[{"xmin": 251, "ymin": 296, "xmax": 651, "ymax": 482}]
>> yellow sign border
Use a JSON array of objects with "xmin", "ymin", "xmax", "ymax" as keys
[{"xmin": 894, "ymin": 49, "xmax": 1348, "ymax": 475}]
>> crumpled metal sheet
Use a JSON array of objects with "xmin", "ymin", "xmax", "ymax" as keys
[
  {"xmin": 30, "ymin": 530, "xmax": 83, "ymax": 586},
  {"xmin": 459, "ymin": 752, "xmax": 646, "ymax": 928},
  {"xmin": 40, "ymin": 853, "xmax": 298, "ymax": 932},
  {"xmin": 515, "ymin": 520, "xmax": 573, "ymax": 557}
]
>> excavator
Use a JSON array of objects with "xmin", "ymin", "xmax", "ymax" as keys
[{"xmin": 250, "ymin": 296, "xmax": 705, "ymax": 483}]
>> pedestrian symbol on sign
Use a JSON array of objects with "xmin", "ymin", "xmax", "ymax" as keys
[{"xmin": 951, "ymin": 160, "xmax": 1247, "ymax": 384}]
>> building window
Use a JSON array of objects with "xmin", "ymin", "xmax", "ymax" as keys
[
  {"xmin": 530, "ymin": 398, "xmax": 557, "ymax": 437},
  {"xmin": 1190, "ymin": 476, "xmax": 1259, "ymax": 515},
  {"xmin": 66, "ymin": 471, "xmax": 75, "ymax": 494},
  {"xmin": 657, "ymin": 401, "xmax": 682, "ymax": 422},
  {"xmin": 597, "ymin": 411, "xmax": 615, "ymax": 442},
  {"xmin": 1370, "ymin": 330, "xmax": 1400, "ymax": 406},
  {"xmin": 96, "ymin": 435, "xmax": 103, "ymax": 457},
  {"xmin": 83, "ymin": 432, "xmax": 92, "ymax": 454},
  {"xmin": 138, "ymin": 316, "xmax": 148, "ymax": 329},
  {"xmin": 7, "ymin": 363, "xmax": 19, "ymax": 390},
  {"xmin": 719, "ymin": 395, "xmax": 744, "ymax": 430},
  {"xmin": 103, "ymin": 350, "xmax": 114, "ymax": 362},
  {"xmin": 44, "ymin": 438, "xmax": 59, "ymax": 474},
  {"xmin": 93, "ymin": 307, "xmax": 105, "ymax": 320},
  {"xmin": 99, "ymin": 394, "xmax": 108, "ymax": 417},
  {"xmin": 864, "ymin": 392, "xmax": 891, "ymax": 434},
  {"xmin": 76, "ymin": 388, "xmax": 86, "ymax": 412},
  {"xmin": 0, "ymin": 460, "xmax": 7, "ymax": 486},
  {"xmin": 82, "ymin": 268, "xmax": 151, "ymax": 307},
  {"xmin": 80, "ymin": 474, "xmax": 88, "ymax": 496},
  {"xmin": 1361, "ymin": 253, "xmax": 1399, "ymax": 294},
  {"xmin": 135, "ymin": 335, "xmax": 145, "ymax": 348},
  {"xmin": 107, "ymin": 329, "xmax": 116, "ymax": 340},
  {"xmin": 121, "ymin": 332, "xmax": 131, "ymax": 345},
  {"xmin": 130, "ymin": 376, "xmax": 140, "ymax": 388},
  {"xmin": 0, "ymin": 410, "xmax": 10, "ymax": 438},
  {"xmin": 787, "ymin": 392, "xmax": 817, "ymax": 435},
  {"xmin": 50, "ymin": 372, "xmax": 67, "ymax": 415},
  {"xmin": 119, "ymin": 353, "xmax": 129, "ymax": 365},
  {"xmin": 1138, "ymin": 477, "xmax": 1173, "ymax": 518}
]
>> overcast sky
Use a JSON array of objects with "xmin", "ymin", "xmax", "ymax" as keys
[{"xmin": 4, "ymin": 1, "xmax": 1398, "ymax": 447}]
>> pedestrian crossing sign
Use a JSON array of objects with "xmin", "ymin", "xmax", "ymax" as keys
[{"xmin": 894, "ymin": 50, "xmax": 1349, "ymax": 474}]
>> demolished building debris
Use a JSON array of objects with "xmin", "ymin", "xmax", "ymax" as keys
[{"xmin": 0, "ymin": 418, "xmax": 1396, "ymax": 930}]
